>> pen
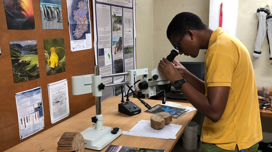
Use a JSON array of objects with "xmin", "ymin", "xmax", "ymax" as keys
[{"xmin": 219, "ymin": 2, "xmax": 223, "ymax": 27}]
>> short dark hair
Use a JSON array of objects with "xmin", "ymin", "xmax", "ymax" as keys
[{"xmin": 167, "ymin": 12, "xmax": 207, "ymax": 39}]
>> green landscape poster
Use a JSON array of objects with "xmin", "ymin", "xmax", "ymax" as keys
[{"xmin": 10, "ymin": 40, "xmax": 39, "ymax": 83}]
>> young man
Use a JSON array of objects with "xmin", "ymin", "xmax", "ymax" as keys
[{"xmin": 158, "ymin": 12, "xmax": 262, "ymax": 152}]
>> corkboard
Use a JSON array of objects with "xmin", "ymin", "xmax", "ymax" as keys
[{"xmin": 0, "ymin": 0, "xmax": 95, "ymax": 151}]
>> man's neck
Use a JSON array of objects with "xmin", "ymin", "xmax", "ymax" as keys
[{"xmin": 198, "ymin": 28, "xmax": 213, "ymax": 49}]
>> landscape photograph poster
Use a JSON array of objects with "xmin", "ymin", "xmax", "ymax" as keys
[
  {"xmin": 44, "ymin": 38, "xmax": 66, "ymax": 76},
  {"xmin": 10, "ymin": 40, "xmax": 39, "ymax": 83},
  {"xmin": 40, "ymin": 0, "xmax": 63, "ymax": 29},
  {"xmin": 66, "ymin": 0, "xmax": 92, "ymax": 51},
  {"xmin": 4, "ymin": 0, "xmax": 35, "ymax": 29}
]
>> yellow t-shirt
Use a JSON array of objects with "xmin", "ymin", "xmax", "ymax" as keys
[{"xmin": 201, "ymin": 28, "xmax": 263, "ymax": 150}]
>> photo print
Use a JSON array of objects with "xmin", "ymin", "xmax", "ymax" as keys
[
  {"xmin": 40, "ymin": 0, "xmax": 63, "ymax": 29},
  {"xmin": 124, "ymin": 46, "xmax": 133, "ymax": 54},
  {"xmin": 44, "ymin": 38, "xmax": 66, "ymax": 75},
  {"xmin": 112, "ymin": 37, "xmax": 123, "ymax": 55},
  {"xmin": 112, "ymin": 13, "xmax": 122, "ymax": 32},
  {"xmin": 4, "ymin": 0, "xmax": 35, "ymax": 29},
  {"xmin": 10, "ymin": 40, "xmax": 39, "ymax": 83}
]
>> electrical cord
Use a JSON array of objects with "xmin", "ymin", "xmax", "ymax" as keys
[
  {"xmin": 126, "ymin": 79, "xmax": 141, "ymax": 101},
  {"xmin": 121, "ymin": 86, "xmax": 124, "ymax": 103},
  {"xmin": 126, "ymin": 84, "xmax": 151, "ymax": 110}
]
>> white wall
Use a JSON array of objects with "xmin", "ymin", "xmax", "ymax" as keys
[
  {"xmin": 237, "ymin": 0, "xmax": 272, "ymax": 88},
  {"xmin": 135, "ymin": 0, "xmax": 153, "ymax": 76},
  {"xmin": 136, "ymin": 0, "xmax": 272, "ymax": 143},
  {"xmin": 153, "ymin": 0, "xmax": 209, "ymax": 68}
]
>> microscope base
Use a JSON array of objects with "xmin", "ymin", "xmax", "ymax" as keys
[{"xmin": 81, "ymin": 125, "xmax": 122, "ymax": 150}]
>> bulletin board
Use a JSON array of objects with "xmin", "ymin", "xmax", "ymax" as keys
[{"xmin": 0, "ymin": 0, "xmax": 95, "ymax": 151}]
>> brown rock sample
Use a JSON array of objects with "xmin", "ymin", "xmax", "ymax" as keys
[
  {"xmin": 150, "ymin": 113, "xmax": 165, "ymax": 130},
  {"xmin": 157, "ymin": 112, "xmax": 172, "ymax": 125}
]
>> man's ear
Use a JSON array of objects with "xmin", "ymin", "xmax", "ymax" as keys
[{"xmin": 187, "ymin": 30, "xmax": 194, "ymax": 40}]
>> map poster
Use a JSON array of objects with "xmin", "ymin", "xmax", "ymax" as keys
[
  {"xmin": 66, "ymin": 0, "xmax": 92, "ymax": 51},
  {"xmin": 40, "ymin": 0, "xmax": 63, "ymax": 29},
  {"xmin": 4, "ymin": 0, "xmax": 35, "ymax": 29},
  {"xmin": 10, "ymin": 40, "xmax": 39, "ymax": 83}
]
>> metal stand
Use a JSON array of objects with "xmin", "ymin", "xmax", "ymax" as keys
[
  {"xmin": 81, "ymin": 66, "xmax": 122, "ymax": 150},
  {"xmin": 81, "ymin": 115, "xmax": 122, "ymax": 150}
]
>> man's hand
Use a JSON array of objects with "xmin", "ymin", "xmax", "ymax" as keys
[
  {"xmin": 158, "ymin": 58, "xmax": 182, "ymax": 83},
  {"xmin": 172, "ymin": 59, "xmax": 188, "ymax": 78}
]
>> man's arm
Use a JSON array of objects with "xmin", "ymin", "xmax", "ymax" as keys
[
  {"xmin": 180, "ymin": 83, "xmax": 229, "ymax": 122},
  {"xmin": 159, "ymin": 58, "xmax": 229, "ymax": 122},
  {"xmin": 173, "ymin": 60, "xmax": 205, "ymax": 94},
  {"xmin": 182, "ymin": 69, "xmax": 205, "ymax": 95}
]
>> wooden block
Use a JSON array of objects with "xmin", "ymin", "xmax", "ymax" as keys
[
  {"xmin": 57, "ymin": 132, "xmax": 85, "ymax": 152},
  {"xmin": 150, "ymin": 112, "xmax": 172, "ymax": 130},
  {"xmin": 150, "ymin": 113, "xmax": 165, "ymax": 130},
  {"xmin": 157, "ymin": 112, "xmax": 172, "ymax": 125}
]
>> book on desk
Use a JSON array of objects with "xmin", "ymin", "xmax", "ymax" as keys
[{"xmin": 105, "ymin": 145, "xmax": 165, "ymax": 152}]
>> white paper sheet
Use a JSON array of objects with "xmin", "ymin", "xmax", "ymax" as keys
[
  {"xmin": 48, "ymin": 79, "xmax": 69, "ymax": 124},
  {"xmin": 122, "ymin": 120, "xmax": 182, "ymax": 139},
  {"xmin": 209, "ymin": 0, "xmax": 239, "ymax": 37},
  {"xmin": 15, "ymin": 87, "xmax": 44, "ymax": 139}
]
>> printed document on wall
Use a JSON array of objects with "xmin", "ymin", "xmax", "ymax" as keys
[
  {"xmin": 66, "ymin": 0, "xmax": 92, "ymax": 51},
  {"xmin": 96, "ymin": 0, "xmax": 132, "ymax": 8},
  {"xmin": 48, "ymin": 79, "xmax": 69, "ymax": 124},
  {"xmin": 93, "ymin": 0, "xmax": 136, "ymax": 100},
  {"xmin": 15, "ymin": 87, "xmax": 44, "ymax": 139},
  {"xmin": 96, "ymin": 4, "xmax": 111, "ymax": 49}
]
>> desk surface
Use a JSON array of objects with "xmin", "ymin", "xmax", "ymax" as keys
[
  {"xmin": 260, "ymin": 109, "xmax": 272, "ymax": 118},
  {"xmin": 5, "ymin": 96, "xmax": 197, "ymax": 152}
]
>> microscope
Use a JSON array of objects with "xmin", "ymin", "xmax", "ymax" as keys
[{"xmin": 71, "ymin": 50, "xmax": 179, "ymax": 150}]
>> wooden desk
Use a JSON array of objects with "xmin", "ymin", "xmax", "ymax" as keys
[
  {"xmin": 5, "ymin": 96, "xmax": 197, "ymax": 152},
  {"xmin": 260, "ymin": 109, "xmax": 272, "ymax": 118},
  {"xmin": 259, "ymin": 88, "xmax": 272, "ymax": 118}
]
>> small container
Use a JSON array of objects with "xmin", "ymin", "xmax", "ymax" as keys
[
  {"xmin": 182, "ymin": 137, "xmax": 198, "ymax": 150},
  {"xmin": 183, "ymin": 121, "xmax": 198, "ymax": 139}
]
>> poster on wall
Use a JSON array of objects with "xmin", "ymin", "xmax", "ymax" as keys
[
  {"xmin": 39, "ymin": 0, "xmax": 63, "ymax": 29},
  {"xmin": 15, "ymin": 87, "xmax": 44, "ymax": 139},
  {"xmin": 10, "ymin": 40, "xmax": 39, "ymax": 83},
  {"xmin": 43, "ymin": 38, "xmax": 66, "ymax": 76},
  {"xmin": 48, "ymin": 79, "xmax": 69, "ymax": 124},
  {"xmin": 66, "ymin": 0, "xmax": 92, "ymax": 51},
  {"xmin": 93, "ymin": 0, "xmax": 136, "ymax": 100},
  {"xmin": 4, "ymin": 0, "xmax": 35, "ymax": 29}
]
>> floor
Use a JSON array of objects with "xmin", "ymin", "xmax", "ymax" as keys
[{"xmin": 172, "ymin": 137, "xmax": 201, "ymax": 152}]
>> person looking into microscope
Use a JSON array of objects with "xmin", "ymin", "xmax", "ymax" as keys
[{"xmin": 158, "ymin": 12, "xmax": 262, "ymax": 152}]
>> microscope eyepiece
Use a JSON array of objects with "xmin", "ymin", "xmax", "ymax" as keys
[{"xmin": 166, "ymin": 50, "xmax": 179, "ymax": 62}]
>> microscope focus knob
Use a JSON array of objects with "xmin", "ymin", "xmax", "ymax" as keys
[
  {"xmin": 138, "ymin": 81, "xmax": 148, "ymax": 90},
  {"xmin": 98, "ymin": 83, "xmax": 105, "ymax": 90},
  {"xmin": 153, "ymin": 74, "xmax": 159, "ymax": 80},
  {"xmin": 92, "ymin": 116, "xmax": 98, "ymax": 123}
]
